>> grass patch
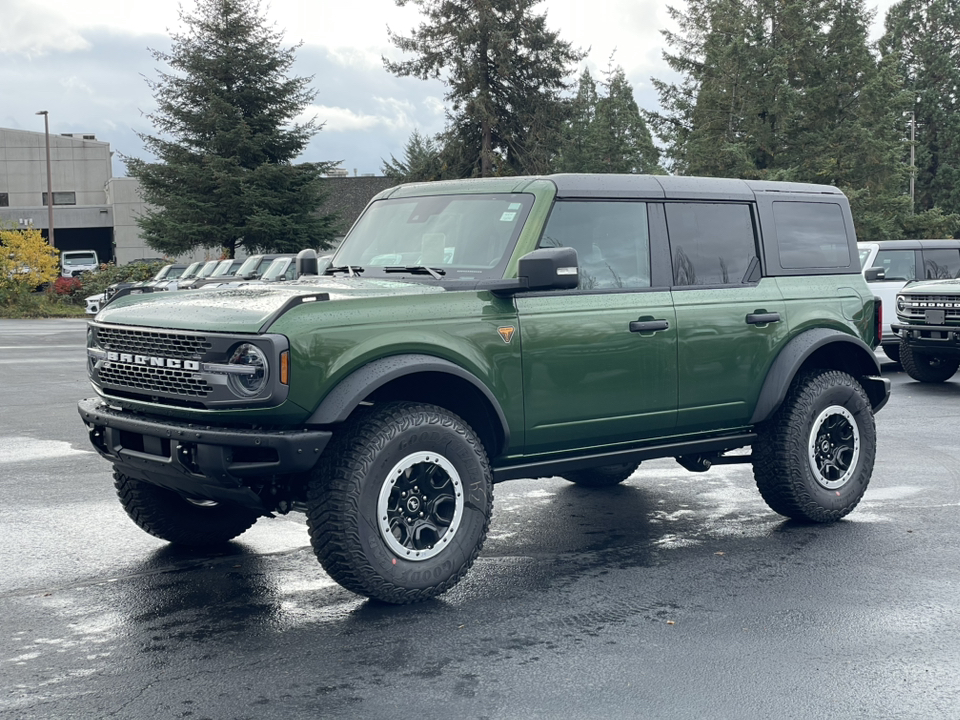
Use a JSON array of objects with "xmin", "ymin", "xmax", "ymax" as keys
[{"xmin": 0, "ymin": 293, "xmax": 89, "ymax": 319}]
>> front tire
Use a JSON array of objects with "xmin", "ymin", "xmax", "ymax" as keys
[
  {"xmin": 306, "ymin": 402, "xmax": 494, "ymax": 604},
  {"xmin": 114, "ymin": 472, "xmax": 259, "ymax": 546},
  {"xmin": 752, "ymin": 369, "xmax": 876, "ymax": 523},
  {"xmin": 881, "ymin": 343, "xmax": 900, "ymax": 363},
  {"xmin": 562, "ymin": 463, "xmax": 639, "ymax": 487},
  {"xmin": 899, "ymin": 340, "xmax": 959, "ymax": 383}
]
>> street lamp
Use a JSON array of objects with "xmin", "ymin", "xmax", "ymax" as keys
[{"xmin": 35, "ymin": 110, "xmax": 55, "ymax": 250}]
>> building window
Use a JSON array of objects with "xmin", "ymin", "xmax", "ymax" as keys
[
  {"xmin": 0, "ymin": 193, "xmax": 8, "ymax": 207},
  {"xmin": 41, "ymin": 192, "xmax": 77, "ymax": 206}
]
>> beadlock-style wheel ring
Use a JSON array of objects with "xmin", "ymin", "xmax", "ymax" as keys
[
  {"xmin": 377, "ymin": 451, "xmax": 464, "ymax": 562},
  {"xmin": 807, "ymin": 405, "xmax": 860, "ymax": 490}
]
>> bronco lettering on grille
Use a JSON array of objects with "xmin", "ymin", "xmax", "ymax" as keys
[{"xmin": 105, "ymin": 351, "xmax": 200, "ymax": 371}]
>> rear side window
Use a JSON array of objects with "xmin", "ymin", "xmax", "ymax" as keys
[
  {"xmin": 922, "ymin": 249, "xmax": 960, "ymax": 279},
  {"xmin": 540, "ymin": 201, "xmax": 651, "ymax": 290},
  {"xmin": 665, "ymin": 203, "xmax": 757, "ymax": 286},
  {"xmin": 870, "ymin": 250, "xmax": 916, "ymax": 282},
  {"xmin": 773, "ymin": 201, "xmax": 851, "ymax": 269}
]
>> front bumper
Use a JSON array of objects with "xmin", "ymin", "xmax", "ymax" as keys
[
  {"xmin": 891, "ymin": 323, "xmax": 960, "ymax": 356},
  {"xmin": 78, "ymin": 397, "xmax": 331, "ymax": 511}
]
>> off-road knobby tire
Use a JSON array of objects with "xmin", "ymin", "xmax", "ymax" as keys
[
  {"xmin": 306, "ymin": 402, "xmax": 494, "ymax": 604},
  {"xmin": 114, "ymin": 471, "xmax": 259, "ymax": 546},
  {"xmin": 881, "ymin": 343, "xmax": 901, "ymax": 364},
  {"xmin": 562, "ymin": 462, "xmax": 639, "ymax": 487},
  {"xmin": 752, "ymin": 369, "xmax": 876, "ymax": 523},
  {"xmin": 899, "ymin": 339, "xmax": 960, "ymax": 383}
]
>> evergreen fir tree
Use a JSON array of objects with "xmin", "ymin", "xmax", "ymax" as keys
[
  {"xmin": 125, "ymin": 0, "xmax": 339, "ymax": 258},
  {"xmin": 385, "ymin": 0, "xmax": 583, "ymax": 177},
  {"xmin": 882, "ymin": 0, "xmax": 960, "ymax": 217},
  {"xmin": 592, "ymin": 63, "xmax": 661, "ymax": 174},
  {"xmin": 381, "ymin": 129, "xmax": 444, "ymax": 182}
]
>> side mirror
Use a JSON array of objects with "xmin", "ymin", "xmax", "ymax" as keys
[
  {"xmin": 864, "ymin": 267, "xmax": 886, "ymax": 282},
  {"xmin": 518, "ymin": 247, "xmax": 579, "ymax": 291},
  {"xmin": 296, "ymin": 249, "xmax": 319, "ymax": 277}
]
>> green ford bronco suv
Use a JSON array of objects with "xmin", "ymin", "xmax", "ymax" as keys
[{"xmin": 79, "ymin": 174, "xmax": 889, "ymax": 603}]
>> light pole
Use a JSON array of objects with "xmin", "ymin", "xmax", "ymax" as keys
[{"xmin": 35, "ymin": 110, "xmax": 55, "ymax": 250}]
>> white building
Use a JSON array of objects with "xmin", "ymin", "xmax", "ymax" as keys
[{"xmin": 0, "ymin": 127, "xmax": 215, "ymax": 265}]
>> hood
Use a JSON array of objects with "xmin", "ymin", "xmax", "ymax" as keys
[
  {"xmin": 95, "ymin": 276, "xmax": 445, "ymax": 333},
  {"xmin": 902, "ymin": 278, "xmax": 960, "ymax": 295}
]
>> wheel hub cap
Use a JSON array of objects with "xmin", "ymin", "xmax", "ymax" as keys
[
  {"xmin": 377, "ymin": 452, "xmax": 464, "ymax": 562},
  {"xmin": 807, "ymin": 405, "xmax": 860, "ymax": 490}
]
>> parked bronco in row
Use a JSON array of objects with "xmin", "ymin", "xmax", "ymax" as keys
[
  {"xmin": 79, "ymin": 174, "xmax": 889, "ymax": 604},
  {"xmin": 893, "ymin": 278, "xmax": 960, "ymax": 382}
]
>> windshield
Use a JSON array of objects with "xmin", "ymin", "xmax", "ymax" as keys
[
  {"xmin": 235, "ymin": 256, "xmax": 262, "ymax": 278},
  {"xmin": 179, "ymin": 262, "xmax": 202, "ymax": 279},
  {"xmin": 858, "ymin": 248, "xmax": 872, "ymax": 269},
  {"xmin": 63, "ymin": 253, "xmax": 96, "ymax": 265},
  {"xmin": 195, "ymin": 260, "xmax": 220, "ymax": 278},
  {"xmin": 261, "ymin": 258, "xmax": 293, "ymax": 281},
  {"xmin": 333, "ymin": 193, "xmax": 535, "ymax": 280},
  {"xmin": 153, "ymin": 264, "xmax": 174, "ymax": 281},
  {"xmin": 210, "ymin": 259, "xmax": 240, "ymax": 277}
]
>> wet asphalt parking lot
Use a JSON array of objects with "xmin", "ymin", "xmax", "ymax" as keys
[{"xmin": 1, "ymin": 318, "xmax": 959, "ymax": 719}]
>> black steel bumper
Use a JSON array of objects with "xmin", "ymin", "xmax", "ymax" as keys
[
  {"xmin": 891, "ymin": 323, "xmax": 960, "ymax": 356},
  {"xmin": 78, "ymin": 397, "xmax": 331, "ymax": 511}
]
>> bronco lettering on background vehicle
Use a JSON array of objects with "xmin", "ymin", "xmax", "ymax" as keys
[{"xmin": 79, "ymin": 174, "xmax": 889, "ymax": 604}]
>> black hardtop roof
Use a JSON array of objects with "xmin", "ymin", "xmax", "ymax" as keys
[{"xmin": 549, "ymin": 173, "xmax": 843, "ymax": 200}]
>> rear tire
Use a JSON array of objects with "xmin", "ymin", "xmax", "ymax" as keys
[
  {"xmin": 899, "ymin": 340, "xmax": 959, "ymax": 383},
  {"xmin": 114, "ymin": 471, "xmax": 259, "ymax": 546},
  {"xmin": 306, "ymin": 402, "xmax": 493, "ymax": 604},
  {"xmin": 562, "ymin": 463, "xmax": 639, "ymax": 487},
  {"xmin": 752, "ymin": 369, "xmax": 876, "ymax": 523}
]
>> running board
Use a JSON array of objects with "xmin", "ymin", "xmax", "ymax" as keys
[{"xmin": 492, "ymin": 432, "xmax": 757, "ymax": 483}]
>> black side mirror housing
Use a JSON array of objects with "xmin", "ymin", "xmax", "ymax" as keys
[
  {"xmin": 864, "ymin": 267, "xmax": 886, "ymax": 282},
  {"xmin": 518, "ymin": 247, "xmax": 579, "ymax": 291}
]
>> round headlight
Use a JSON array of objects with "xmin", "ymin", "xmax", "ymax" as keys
[
  {"xmin": 896, "ymin": 295, "xmax": 906, "ymax": 314},
  {"xmin": 227, "ymin": 343, "xmax": 268, "ymax": 397}
]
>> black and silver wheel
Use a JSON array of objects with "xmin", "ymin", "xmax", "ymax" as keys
[
  {"xmin": 562, "ymin": 462, "xmax": 639, "ymax": 487},
  {"xmin": 753, "ymin": 369, "xmax": 876, "ymax": 523},
  {"xmin": 306, "ymin": 402, "xmax": 493, "ymax": 604},
  {"xmin": 114, "ymin": 471, "xmax": 259, "ymax": 546},
  {"xmin": 899, "ymin": 340, "xmax": 959, "ymax": 383}
]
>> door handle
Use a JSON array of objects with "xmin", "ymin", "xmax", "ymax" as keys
[
  {"xmin": 629, "ymin": 319, "xmax": 670, "ymax": 333},
  {"xmin": 746, "ymin": 312, "xmax": 781, "ymax": 325}
]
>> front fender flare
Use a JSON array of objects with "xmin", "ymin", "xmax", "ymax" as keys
[
  {"xmin": 305, "ymin": 354, "xmax": 510, "ymax": 449},
  {"xmin": 750, "ymin": 329, "xmax": 887, "ymax": 425}
]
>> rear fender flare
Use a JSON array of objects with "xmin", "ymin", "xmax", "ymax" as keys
[{"xmin": 750, "ymin": 329, "xmax": 885, "ymax": 425}]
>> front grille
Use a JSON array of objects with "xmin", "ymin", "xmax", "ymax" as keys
[
  {"xmin": 95, "ymin": 326, "xmax": 212, "ymax": 359},
  {"xmin": 898, "ymin": 295, "xmax": 960, "ymax": 323},
  {"xmin": 98, "ymin": 362, "xmax": 213, "ymax": 397}
]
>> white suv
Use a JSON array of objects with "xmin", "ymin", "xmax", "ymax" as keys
[{"xmin": 859, "ymin": 239, "xmax": 960, "ymax": 362}]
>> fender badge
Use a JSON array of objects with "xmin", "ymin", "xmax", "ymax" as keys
[{"xmin": 497, "ymin": 326, "xmax": 516, "ymax": 344}]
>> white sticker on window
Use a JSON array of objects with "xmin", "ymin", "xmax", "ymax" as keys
[
  {"xmin": 500, "ymin": 212, "xmax": 517, "ymax": 222},
  {"xmin": 508, "ymin": 203, "xmax": 522, "ymax": 210}
]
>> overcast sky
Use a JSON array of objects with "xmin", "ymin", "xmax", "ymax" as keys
[{"xmin": 1, "ymin": 0, "xmax": 901, "ymax": 178}]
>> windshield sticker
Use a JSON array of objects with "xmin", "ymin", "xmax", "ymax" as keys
[
  {"xmin": 500, "ymin": 212, "xmax": 517, "ymax": 222},
  {"xmin": 508, "ymin": 203, "xmax": 522, "ymax": 210}
]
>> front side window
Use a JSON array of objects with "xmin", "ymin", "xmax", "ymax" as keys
[
  {"xmin": 334, "ymin": 193, "xmax": 534, "ymax": 280},
  {"xmin": 773, "ymin": 201, "xmax": 851, "ymax": 269},
  {"xmin": 666, "ymin": 203, "xmax": 757, "ymax": 286},
  {"xmin": 923, "ymin": 249, "xmax": 960, "ymax": 279},
  {"xmin": 538, "ymin": 201, "xmax": 651, "ymax": 290},
  {"xmin": 871, "ymin": 249, "xmax": 916, "ymax": 282}
]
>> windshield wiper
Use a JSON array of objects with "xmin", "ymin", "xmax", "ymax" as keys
[
  {"xmin": 323, "ymin": 265, "xmax": 364, "ymax": 277},
  {"xmin": 383, "ymin": 265, "xmax": 446, "ymax": 280}
]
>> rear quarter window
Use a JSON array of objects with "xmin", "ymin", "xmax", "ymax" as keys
[{"xmin": 773, "ymin": 201, "xmax": 851, "ymax": 270}]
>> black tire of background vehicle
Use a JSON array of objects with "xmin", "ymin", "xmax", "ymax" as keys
[
  {"xmin": 114, "ymin": 471, "xmax": 259, "ymax": 545},
  {"xmin": 562, "ymin": 462, "xmax": 640, "ymax": 487},
  {"xmin": 899, "ymin": 339, "xmax": 960, "ymax": 383},
  {"xmin": 752, "ymin": 369, "xmax": 876, "ymax": 523},
  {"xmin": 881, "ymin": 343, "xmax": 901, "ymax": 364},
  {"xmin": 306, "ymin": 402, "xmax": 494, "ymax": 604}
]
